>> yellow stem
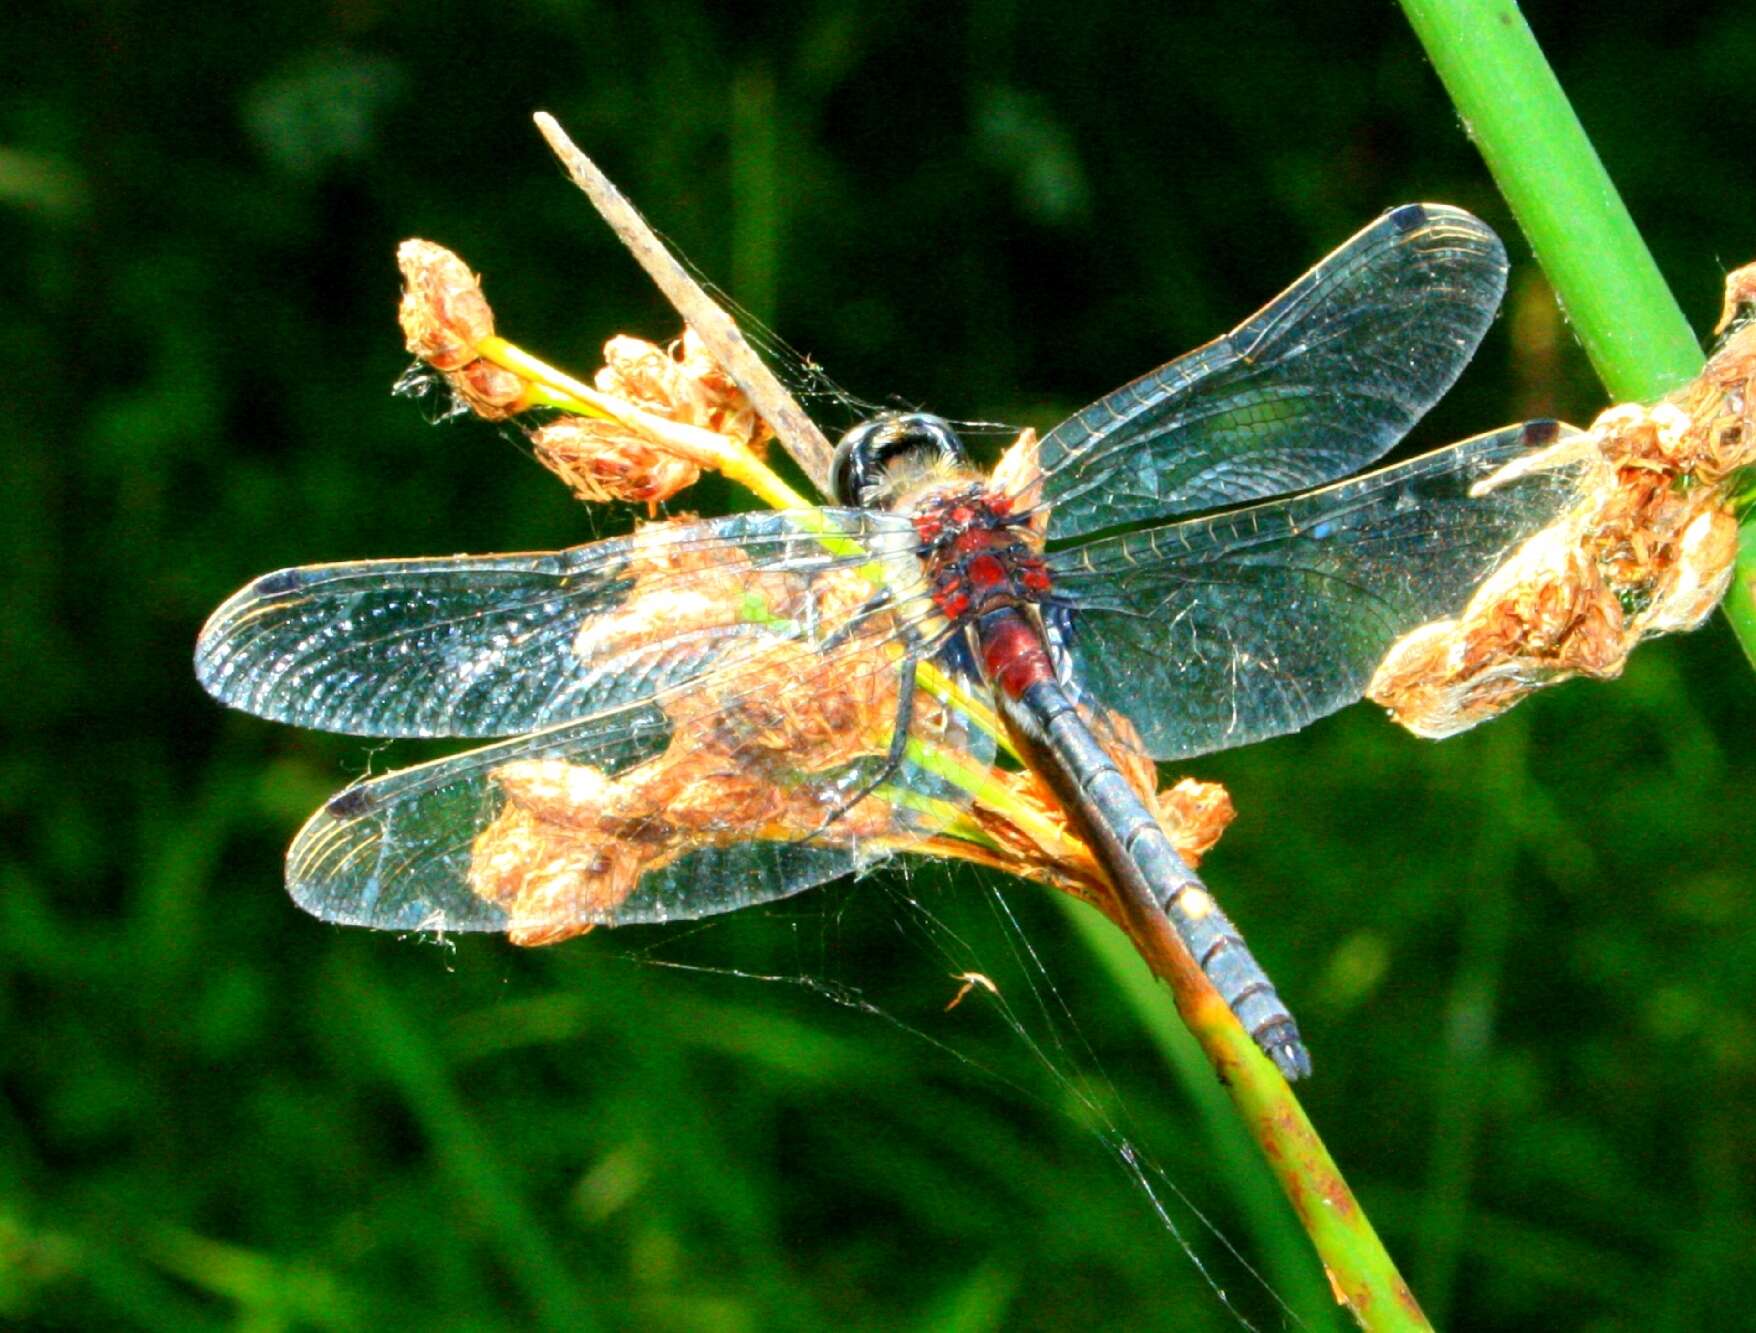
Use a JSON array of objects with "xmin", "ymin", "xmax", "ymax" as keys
[{"xmin": 478, "ymin": 336, "xmax": 813, "ymax": 511}]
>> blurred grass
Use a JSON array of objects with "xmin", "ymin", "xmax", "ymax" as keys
[{"xmin": 4, "ymin": 2, "xmax": 1756, "ymax": 1328}]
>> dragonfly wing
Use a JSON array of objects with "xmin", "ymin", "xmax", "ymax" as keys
[
  {"xmin": 1034, "ymin": 204, "xmax": 1508, "ymax": 540},
  {"xmin": 286, "ymin": 598, "xmax": 995, "ymax": 936},
  {"xmin": 1046, "ymin": 422, "xmax": 1588, "ymax": 761},
  {"xmin": 196, "ymin": 509, "xmax": 914, "ymax": 739}
]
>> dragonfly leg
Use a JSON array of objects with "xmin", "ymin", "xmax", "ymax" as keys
[
  {"xmin": 818, "ymin": 582, "xmax": 894, "ymax": 654},
  {"xmin": 804, "ymin": 645, "xmax": 922, "ymax": 843}
]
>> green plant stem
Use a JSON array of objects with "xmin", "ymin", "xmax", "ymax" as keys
[
  {"xmin": 1060, "ymin": 897, "xmax": 1346, "ymax": 1329},
  {"xmin": 1398, "ymin": 0, "xmax": 1699, "ymax": 401},
  {"xmin": 1734, "ymin": 523, "xmax": 1756, "ymax": 671},
  {"xmin": 1073, "ymin": 877, "xmax": 1429, "ymax": 1330},
  {"xmin": 1400, "ymin": 0, "xmax": 1756, "ymax": 666}
]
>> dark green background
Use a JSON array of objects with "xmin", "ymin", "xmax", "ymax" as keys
[{"xmin": 6, "ymin": 3, "xmax": 1754, "ymax": 1329}]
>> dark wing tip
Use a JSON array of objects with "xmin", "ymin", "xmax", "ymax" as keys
[
  {"xmin": 249, "ymin": 568, "xmax": 308, "ymax": 598},
  {"xmin": 1522, "ymin": 418, "xmax": 1563, "ymax": 446},
  {"xmin": 323, "ymin": 785, "xmax": 378, "ymax": 820},
  {"xmin": 1381, "ymin": 202, "xmax": 1502, "ymax": 264},
  {"xmin": 1384, "ymin": 202, "xmax": 1432, "ymax": 234}
]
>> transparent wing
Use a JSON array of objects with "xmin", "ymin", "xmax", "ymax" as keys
[
  {"xmin": 1045, "ymin": 422, "xmax": 1588, "ymax": 761},
  {"xmin": 1030, "ymin": 204, "xmax": 1508, "ymax": 540},
  {"xmin": 284, "ymin": 583, "xmax": 995, "ymax": 935},
  {"xmin": 195, "ymin": 509, "xmax": 915, "ymax": 739}
]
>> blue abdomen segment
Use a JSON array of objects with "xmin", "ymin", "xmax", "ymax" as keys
[{"xmin": 998, "ymin": 671, "xmax": 1311, "ymax": 1079}]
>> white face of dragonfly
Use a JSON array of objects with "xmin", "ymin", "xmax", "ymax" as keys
[{"xmin": 830, "ymin": 412, "xmax": 977, "ymax": 511}]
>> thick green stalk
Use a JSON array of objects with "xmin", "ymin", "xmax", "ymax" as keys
[
  {"xmin": 1399, "ymin": 0, "xmax": 1756, "ymax": 665},
  {"xmin": 1063, "ymin": 884, "xmax": 1429, "ymax": 1331},
  {"xmin": 1398, "ymin": 0, "xmax": 1699, "ymax": 400},
  {"xmin": 1736, "ymin": 523, "xmax": 1756, "ymax": 671},
  {"xmin": 1059, "ymin": 897, "xmax": 1347, "ymax": 1329}
]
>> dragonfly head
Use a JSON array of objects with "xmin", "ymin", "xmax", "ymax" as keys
[{"xmin": 832, "ymin": 412, "xmax": 972, "ymax": 510}]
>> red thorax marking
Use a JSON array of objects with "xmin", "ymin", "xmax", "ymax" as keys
[{"xmin": 912, "ymin": 486, "xmax": 1053, "ymax": 627}]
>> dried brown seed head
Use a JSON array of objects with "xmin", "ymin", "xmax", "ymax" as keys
[
  {"xmin": 531, "ymin": 417, "xmax": 702, "ymax": 508},
  {"xmin": 1370, "ymin": 267, "xmax": 1756, "ymax": 738},
  {"xmin": 595, "ymin": 328, "xmax": 773, "ymax": 454},
  {"xmin": 462, "ymin": 519, "xmax": 1228, "ymax": 941},
  {"xmin": 396, "ymin": 239, "xmax": 535, "ymax": 419},
  {"xmin": 397, "ymin": 239, "xmax": 495, "ymax": 371}
]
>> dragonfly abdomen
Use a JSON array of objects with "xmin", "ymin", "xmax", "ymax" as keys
[{"xmin": 979, "ymin": 609, "xmax": 1311, "ymax": 1080}]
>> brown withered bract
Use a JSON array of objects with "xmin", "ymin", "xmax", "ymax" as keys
[
  {"xmin": 529, "ymin": 329, "xmax": 774, "ymax": 510},
  {"xmin": 988, "ymin": 428, "xmax": 1047, "ymax": 538},
  {"xmin": 467, "ymin": 521, "xmax": 915, "ymax": 943},
  {"xmin": 1369, "ymin": 264, "xmax": 1756, "ymax": 737},
  {"xmin": 596, "ymin": 329, "xmax": 773, "ymax": 453},
  {"xmin": 396, "ymin": 239, "xmax": 494, "ymax": 372},
  {"xmin": 396, "ymin": 239, "xmax": 534, "ymax": 420},
  {"xmin": 531, "ymin": 417, "xmax": 702, "ymax": 509}
]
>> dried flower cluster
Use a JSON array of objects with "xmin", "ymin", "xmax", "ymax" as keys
[
  {"xmin": 396, "ymin": 239, "xmax": 771, "ymax": 508},
  {"xmin": 398, "ymin": 236, "xmax": 1234, "ymax": 943},
  {"xmin": 532, "ymin": 329, "xmax": 772, "ymax": 508},
  {"xmin": 459, "ymin": 525, "xmax": 1230, "ymax": 942},
  {"xmin": 395, "ymin": 240, "xmax": 532, "ymax": 419},
  {"xmin": 1369, "ymin": 265, "xmax": 1756, "ymax": 737},
  {"xmin": 466, "ymin": 522, "xmax": 911, "ymax": 943}
]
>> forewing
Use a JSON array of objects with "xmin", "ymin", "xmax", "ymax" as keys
[
  {"xmin": 1046, "ymin": 422, "xmax": 1589, "ymax": 760},
  {"xmin": 1032, "ymin": 204, "xmax": 1508, "ymax": 539},
  {"xmin": 195, "ymin": 509, "xmax": 914, "ymax": 738},
  {"xmin": 285, "ymin": 589, "xmax": 994, "ymax": 936}
]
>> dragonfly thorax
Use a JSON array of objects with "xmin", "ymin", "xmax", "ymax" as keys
[
  {"xmin": 908, "ymin": 484, "xmax": 1053, "ymax": 626},
  {"xmin": 831, "ymin": 412, "xmax": 973, "ymax": 510}
]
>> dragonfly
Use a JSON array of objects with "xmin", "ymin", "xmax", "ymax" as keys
[{"xmin": 196, "ymin": 203, "xmax": 1584, "ymax": 1081}]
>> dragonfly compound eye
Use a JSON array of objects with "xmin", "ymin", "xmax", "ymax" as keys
[{"xmin": 831, "ymin": 412, "xmax": 971, "ymax": 509}]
